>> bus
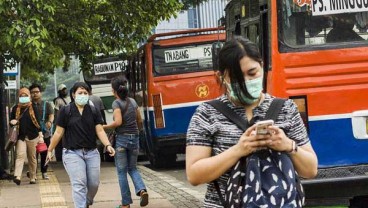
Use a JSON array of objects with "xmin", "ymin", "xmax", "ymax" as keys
[
  {"xmin": 223, "ymin": 0, "xmax": 368, "ymax": 206},
  {"xmin": 127, "ymin": 27, "xmax": 225, "ymax": 168}
]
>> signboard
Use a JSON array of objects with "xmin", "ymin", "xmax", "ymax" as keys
[
  {"xmin": 5, "ymin": 80, "xmax": 17, "ymax": 89},
  {"xmin": 164, "ymin": 45, "xmax": 212, "ymax": 63},
  {"xmin": 3, "ymin": 67, "xmax": 18, "ymax": 76},
  {"xmin": 312, "ymin": 0, "xmax": 368, "ymax": 16},
  {"xmin": 93, "ymin": 60, "xmax": 126, "ymax": 75}
]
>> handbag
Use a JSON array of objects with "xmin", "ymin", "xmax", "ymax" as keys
[
  {"xmin": 5, "ymin": 126, "xmax": 18, "ymax": 151},
  {"xmin": 5, "ymin": 106, "xmax": 30, "ymax": 151},
  {"xmin": 107, "ymin": 131, "xmax": 116, "ymax": 148},
  {"xmin": 36, "ymin": 142, "xmax": 48, "ymax": 153}
]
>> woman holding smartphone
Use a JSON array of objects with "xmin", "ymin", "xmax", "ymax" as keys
[{"xmin": 186, "ymin": 37, "xmax": 318, "ymax": 207}]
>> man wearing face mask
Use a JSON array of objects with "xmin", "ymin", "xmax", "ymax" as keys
[
  {"xmin": 53, "ymin": 83, "xmax": 70, "ymax": 161},
  {"xmin": 47, "ymin": 82, "xmax": 115, "ymax": 208},
  {"xmin": 10, "ymin": 87, "xmax": 44, "ymax": 185}
]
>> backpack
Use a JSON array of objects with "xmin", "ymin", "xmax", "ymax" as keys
[
  {"xmin": 207, "ymin": 98, "xmax": 305, "ymax": 208},
  {"xmin": 40, "ymin": 101, "xmax": 53, "ymax": 138},
  {"xmin": 63, "ymin": 101, "xmax": 99, "ymax": 124}
]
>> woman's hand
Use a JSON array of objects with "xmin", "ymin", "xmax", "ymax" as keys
[
  {"xmin": 46, "ymin": 121, "xmax": 52, "ymax": 129},
  {"xmin": 266, "ymin": 126, "xmax": 293, "ymax": 152},
  {"xmin": 45, "ymin": 151, "xmax": 53, "ymax": 166},
  {"xmin": 38, "ymin": 132, "xmax": 44, "ymax": 143},
  {"xmin": 234, "ymin": 124, "xmax": 272, "ymax": 157},
  {"xmin": 10, "ymin": 119, "xmax": 18, "ymax": 126}
]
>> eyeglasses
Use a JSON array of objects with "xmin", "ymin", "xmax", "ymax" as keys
[{"xmin": 30, "ymin": 91, "xmax": 40, "ymax": 94}]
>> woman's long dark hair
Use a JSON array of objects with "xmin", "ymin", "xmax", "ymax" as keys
[
  {"xmin": 218, "ymin": 36, "xmax": 262, "ymax": 104},
  {"xmin": 111, "ymin": 75, "xmax": 128, "ymax": 100}
]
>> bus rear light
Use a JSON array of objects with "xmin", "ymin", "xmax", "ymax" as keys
[
  {"xmin": 290, "ymin": 95, "xmax": 309, "ymax": 133},
  {"xmin": 152, "ymin": 94, "xmax": 165, "ymax": 129}
]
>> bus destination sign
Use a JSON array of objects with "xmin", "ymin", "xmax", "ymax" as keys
[
  {"xmin": 312, "ymin": 0, "xmax": 368, "ymax": 16},
  {"xmin": 164, "ymin": 45, "xmax": 212, "ymax": 63},
  {"xmin": 94, "ymin": 60, "xmax": 126, "ymax": 75}
]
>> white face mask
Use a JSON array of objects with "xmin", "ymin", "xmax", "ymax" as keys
[
  {"xmin": 19, "ymin": 96, "xmax": 31, "ymax": 104},
  {"xmin": 225, "ymin": 76, "xmax": 263, "ymax": 104},
  {"xmin": 75, "ymin": 94, "xmax": 89, "ymax": 106}
]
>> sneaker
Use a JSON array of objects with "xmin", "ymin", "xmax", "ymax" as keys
[
  {"xmin": 139, "ymin": 190, "xmax": 149, "ymax": 207},
  {"xmin": 27, "ymin": 171, "xmax": 37, "ymax": 180},
  {"xmin": 42, "ymin": 173, "xmax": 49, "ymax": 180}
]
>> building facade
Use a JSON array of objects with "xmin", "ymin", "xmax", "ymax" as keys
[{"xmin": 154, "ymin": 0, "xmax": 227, "ymax": 34}]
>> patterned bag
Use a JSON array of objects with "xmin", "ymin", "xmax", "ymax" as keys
[
  {"xmin": 5, "ymin": 126, "xmax": 18, "ymax": 151},
  {"xmin": 207, "ymin": 98, "xmax": 305, "ymax": 208}
]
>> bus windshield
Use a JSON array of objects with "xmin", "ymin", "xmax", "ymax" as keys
[
  {"xmin": 152, "ymin": 43, "xmax": 215, "ymax": 76},
  {"xmin": 278, "ymin": 0, "xmax": 368, "ymax": 48}
]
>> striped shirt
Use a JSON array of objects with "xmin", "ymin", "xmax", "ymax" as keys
[{"xmin": 186, "ymin": 94, "xmax": 309, "ymax": 208}]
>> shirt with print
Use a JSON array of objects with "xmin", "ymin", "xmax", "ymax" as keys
[
  {"xmin": 112, "ymin": 98, "xmax": 139, "ymax": 135},
  {"xmin": 186, "ymin": 94, "xmax": 309, "ymax": 208}
]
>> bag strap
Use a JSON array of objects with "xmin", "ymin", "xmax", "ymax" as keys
[
  {"xmin": 42, "ymin": 101, "xmax": 47, "ymax": 122},
  {"xmin": 264, "ymin": 98, "xmax": 286, "ymax": 121},
  {"xmin": 206, "ymin": 100, "xmax": 249, "ymax": 131},
  {"xmin": 117, "ymin": 98, "xmax": 130, "ymax": 118},
  {"xmin": 206, "ymin": 100, "xmax": 250, "ymax": 207},
  {"xmin": 17, "ymin": 106, "xmax": 30, "ymax": 121}
]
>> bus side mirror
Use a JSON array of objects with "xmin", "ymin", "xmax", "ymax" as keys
[{"xmin": 212, "ymin": 42, "xmax": 224, "ymax": 71}]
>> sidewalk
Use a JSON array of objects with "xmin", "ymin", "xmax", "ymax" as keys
[{"xmin": 0, "ymin": 162, "xmax": 203, "ymax": 208}]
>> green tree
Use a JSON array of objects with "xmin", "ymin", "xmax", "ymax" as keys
[{"xmin": 0, "ymin": 0, "xmax": 185, "ymax": 76}]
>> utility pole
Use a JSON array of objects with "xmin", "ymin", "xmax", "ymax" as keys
[{"xmin": 0, "ymin": 56, "xmax": 7, "ymax": 168}]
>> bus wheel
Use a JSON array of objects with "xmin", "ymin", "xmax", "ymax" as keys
[{"xmin": 149, "ymin": 153, "xmax": 177, "ymax": 169}]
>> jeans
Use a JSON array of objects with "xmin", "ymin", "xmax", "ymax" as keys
[
  {"xmin": 63, "ymin": 148, "xmax": 100, "ymax": 208},
  {"xmin": 115, "ymin": 134, "xmax": 146, "ymax": 205}
]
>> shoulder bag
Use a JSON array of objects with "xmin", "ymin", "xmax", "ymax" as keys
[{"xmin": 5, "ymin": 106, "xmax": 30, "ymax": 151}]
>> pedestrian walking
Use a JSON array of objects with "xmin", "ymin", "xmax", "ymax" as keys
[
  {"xmin": 10, "ymin": 87, "xmax": 44, "ymax": 185},
  {"xmin": 29, "ymin": 83, "xmax": 54, "ymax": 180},
  {"xmin": 53, "ymin": 83, "xmax": 70, "ymax": 161},
  {"xmin": 46, "ymin": 81, "xmax": 115, "ymax": 208},
  {"xmin": 186, "ymin": 37, "xmax": 318, "ymax": 207},
  {"xmin": 103, "ymin": 75, "xmax": 149, "ymax": 208}
]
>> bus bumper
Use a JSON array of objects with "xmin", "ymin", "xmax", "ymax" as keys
[
  {"xmin": 153, "ymin": 134, "xmax": 186, "ymax": 154},
  {"xmin": 303, "ymin": 175, "xmax": 368, "ymax": 205}
]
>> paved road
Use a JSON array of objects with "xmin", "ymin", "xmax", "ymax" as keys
[
  {"xmin": 139, "ymin": 155, "xmax": 207, "ymax": 201},
  {"xmin": 0, "ymin": 159, "xmax": 205, "ymax": 208}
]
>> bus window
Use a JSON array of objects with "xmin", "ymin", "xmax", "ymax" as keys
[
  {"xmin": 152, "ymin": 43, "xmax": 214, "ymax": 76},
  {"xmin": 279, "ymin": 0, "xmax": 368, "ymax": 48}
]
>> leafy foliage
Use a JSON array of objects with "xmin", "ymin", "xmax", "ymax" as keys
[{"xmin": 0, "ymin": 0, "xmax": 184, "ymax": 79}]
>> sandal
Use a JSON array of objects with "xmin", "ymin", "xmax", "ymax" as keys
[{"xmin": 140, "ymin": 190, "xmax": 149, "ymax": 207}]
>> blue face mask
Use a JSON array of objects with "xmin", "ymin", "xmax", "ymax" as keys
[
  {"xmin": 19, "ymin": 96, "xmax": 30, "ymax": 104},
  {"xmin": 75, "ymin": 94, "xmax": 89, "ymax": 106},
  {"xmin": 225, "ymin": 76, "xmax": 263, "ymax": 104}
]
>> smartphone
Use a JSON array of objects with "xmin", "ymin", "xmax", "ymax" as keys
[{"xmin": 255, "ymin": 120, "xmax": 274, "ymax": 135}]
